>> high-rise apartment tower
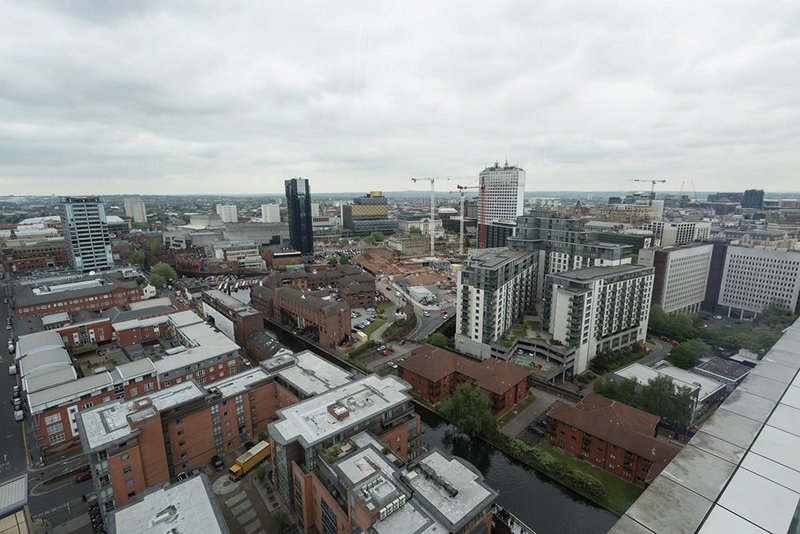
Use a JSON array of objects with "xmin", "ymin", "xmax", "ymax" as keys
[{"xmin": 60, "ymin": 196, "xmax": 114, "ymax": 272}]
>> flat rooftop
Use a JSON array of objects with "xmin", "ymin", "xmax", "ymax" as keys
[
  {"xmin": 274, "ymin": 350, "xmax": 352, "ymax": 397},
  {"xmin": 207, "ymin": 367, "xmax": 269, "ymax": 399},
  {"xmin": 269, "ymin": 375, "xmax": 411, "ymax": 448},
  {"xmin": 551, "ymin": 263, "xmax": 651, "ymax": 282},
  {"xmin": 79, "ymin": 381, "xmax": 206, "ymax": 452},
  {"xmin": 616, "ymin": 363, "xmax": 726, "ymax": 403},
  {"xmin": 610, "ymin": 317, "xmax": 800, "ymax": 534},
  {"xmin": 203, "ymin": 289, "xmax": 260, "ymax": 316},
  {"xmin": 108, "ymin": 475, "xmax": 228, "ymax": 534},
  {"xmin": 403, "ymin": 451, "xmax": 497, "ymax": 532},
  {"xmin": 467, "ymin": 248, "xmax": 533, "ymax": 270}
]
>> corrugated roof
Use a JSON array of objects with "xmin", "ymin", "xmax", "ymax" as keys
[{"xmin": 0, "ymin": 474, "xmax": 28, "ymax": 517}]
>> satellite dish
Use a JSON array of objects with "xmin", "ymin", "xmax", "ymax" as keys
[{"xmin": 89, "ymin": 270, "xmax": 96, "ymax": 276}]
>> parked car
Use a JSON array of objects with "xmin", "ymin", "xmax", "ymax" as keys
[
  {"xmin": 75, "ymin": 471, "xmax": 92, "ymax": 483},
  {"xmin": 211, "ymin": 455, "xmax": 225, "ymax": 471},
  {"xmin": 379, "ymin": 350, "xmax": 388, "ymax": 356},
  {"xmin": 13, "ymin": 398, "xmax": 22, "ymax": 410},
  {"xmin": 377, "ymin": 345, "xmax": 386, "ymax": 352},
  {"xmin": 12, "ymin": 385, "xmax": 20, "ymax": 398},
  {"xmin": 399, "ymin": 339, "xmax": 406, "ymax": 345}
]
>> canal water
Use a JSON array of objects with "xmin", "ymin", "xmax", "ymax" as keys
[{"xmin": 261, "ymin": 317, "xmax": 617, "ymax": 534}]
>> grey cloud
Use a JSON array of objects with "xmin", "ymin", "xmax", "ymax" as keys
[{"xmin": 0, "ymin": 0, "xmax": 799, "ymax": 195}]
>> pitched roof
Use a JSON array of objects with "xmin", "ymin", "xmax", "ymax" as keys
[
  {"xmin": 399, "ymin": 345, "xmax": 530, "ymax": 395},
  {"xmin": 547, "ymin": 393, "xmax": 680, "ymax": 481}
]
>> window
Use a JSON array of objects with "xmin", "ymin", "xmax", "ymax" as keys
[
  {"xmin": 48, "ymin": 432, "xmax": 66, "ymax": 445},
  {"xmin": 46, "ymin": 423, "xmax": 64, "ymax": 435},
  {"xmin": 123, "ymin": 466, "xmax": 132, "ymax": 474},
  {"xmin": 125, "ymin": 478, "xmax": 134, "ymax": 487},
  {"xmin": 45, "ymin": 413, "xmax": 62, "ymax": 425},
  {"xmin": 121, "ymin": 452, "xmax": 129, "ymax": 461},
  {"xmin": 144, "ymin": 383, "xmax": 153, "ymax": 392},
  {"xmin": 83, "ymin": 402, "xmax": 94, "ymax": 409}
]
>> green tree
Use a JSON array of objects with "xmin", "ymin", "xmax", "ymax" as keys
[
  {"xmin": 339, "ymin": 255, "xmax": 351, "ymax": 265},
  {"xmin": 364, "ymin": 236, "xmax": 375, "ymax": 245},
  {"xmin": 409, "ymin": 226, "xmax": 422, "ymax": 234},
  {"xmin": 148, "ymin": 237, "xmax": 164, "ymax": 255},
  {"xmin": 463, "ymin": 236, "xmax": 471, "ymax": 249},
  {"xmin": 648, "ymin": 305, "xmax": 699, "ymax": 341},
  {"xmin": 369, "ymin": 231, "xmax": 386, "ymax": 242},
  {"xmin": 130, "ymin": 250, "xmax": 146, "ymax": 267},
  {"xmin": 639, "ymin": 376, "xmax": 693, "ymax": 428},
  {"xmin": 327, "ymin": 257, "xmax": 339, "ymax": 266},
  {"xmin": 439, "ymin": 383, "xmax": 496, "ymax": 438},
  {"xmin": 668, "ymin": 339, "xmax": 709, "ymax": 369},
  {"xmin": 149, "ymin": 272, "xmax": 166, "ymax": 288},
  {"xmin": 427, "ymin": 332, "xmax": 452, "ymax": 349},
  {"xmin": 149, "ymin": 262, "xmax": 177, "ymax": 287}
]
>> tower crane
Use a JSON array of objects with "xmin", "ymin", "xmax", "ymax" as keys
[
  {"xmin": 456, "ymin": 183, "xmax": 485, "ymax": 254},
  {"xmin": 411, "ymin": 177, "xmax": 445, "ymax": 258},
  {"xmin": 631, "ymin": 179, "xmax": 667, "ymax": 206}
]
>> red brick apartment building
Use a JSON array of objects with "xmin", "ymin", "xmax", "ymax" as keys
[
  {"xmin": 200, "ymin": 289, "xmax": 264, "ymax": 349},
  {"xmin": 1, "ymin": 237, "xmax": 68, "ymax": 273},
  {"xmin": 268, "ymin": 374, "xmax": 497, "ymax": 534},
  {"xmin": 78, "ymin": 352, "xmax": 353, "ymax": 516},
  {"xmin": 546, "ymin": 393, "xmax": 680, "ymax": 488},
  {"xmin": 251, "ymin": 285, "xmax": 350, "ymax": 349},
  {"xmin": 13, "ymin": 274, "xmax": 142, "ymax": 319},
  {"xmin": 398, "ymin": 345, "xmax": 530, "ymax": 417}
]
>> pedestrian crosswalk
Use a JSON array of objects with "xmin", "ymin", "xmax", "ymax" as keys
[{"xmin": 224, "ymin": 490, "xmax": 265, "ymax": 534}]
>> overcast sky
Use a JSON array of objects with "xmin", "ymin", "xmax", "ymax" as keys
[{"xmin": 1, "ymin": 1, "xmax": 799, "ymax": 196}]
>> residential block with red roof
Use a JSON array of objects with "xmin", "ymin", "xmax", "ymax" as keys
[
  {"xmin": 397, "ymin": 344, "xmax": 530, "ymax": 417},
  {"xmin": 546, "ymin": 393, "xmax": 680, "ymax": 488}
]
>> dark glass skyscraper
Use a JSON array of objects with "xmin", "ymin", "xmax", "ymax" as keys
[{"xmin": 284, "ymin": 178, "xmax": 313, "ymax": 255}]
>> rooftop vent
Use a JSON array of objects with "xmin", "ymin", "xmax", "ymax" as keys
[{"xmin": 327, "ymin": 401, "xmax": 350, "ymax": 421}]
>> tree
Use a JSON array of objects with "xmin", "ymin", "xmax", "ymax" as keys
[
  {"xmin": 639, "ymin": 376, "xmax": 693, "ymax": 428},
  {"xmin": 368, "ymin": 231, "xmax": 386, "ymax": 242},
  {"xmin": 463, "ymin": 236, "xmax": 472, "ymax": 249},
  {"xmin": 409, "ymin": 226, "xmax": 422, "ymax": 235},
  {"xmin": 427, "ymin": 332, "xmax": 452, "ymax": 349},
  {"xmin": 338, "ymin": 256, "xmax": 351, "ymax": 265},
  {"xmin": 327, "ymin": 257, "xmax": 339, "ymax": 266},
  {"xmin": 668, "ymin": 339, "xmax": 709, "ymax": 369},
  {"xmin": 648, "ymin": 305, "xmax": 699, "ymax": 341},
  {"xmin": 130, "ymin": 250, "xmax": 146, "ymax": 267},
  {"xmin": 438, "ymin": 383, "xmax": 496, "ymax": 438},
  {"xmin": 149, "ymin": 272, "xmax": 166, "ymax": 288},
  {"xmin": 150, "ymin": 262, "xmax": 177, "ymax": 287},
  {"xmin": 148, "ymin": 237, "xmax": 164, "ymax": 255},
  {"xmin": 364, "ymin": 236, "xmax": 376, "ymax": 245}
]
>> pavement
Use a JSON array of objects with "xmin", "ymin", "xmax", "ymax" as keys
[
  {"xmin": 501, "ymin": 388, "xmax": 573, "ymax": 438},
  {"xmin": 211, "ymin": 470, "xmax": 278, "ymax": 534},
  {"xmin": 0, "ymin": 281, "xmax": 28, "ymax": 480}
]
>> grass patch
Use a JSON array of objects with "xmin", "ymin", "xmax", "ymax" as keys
[
  {"xmin": 538, "ymin": 441, "xmax": 643, "ymax": 514},
  {"xmin": 496, "ymin": 394, "xmax": 536, "ymax": 429},
  {"xmin": 363, "ymin": 317, "xmax": 386, "ymax": 338},
  {"xmin": 377, "ymin": 301, "xmax": 392, "ymax": 314}
]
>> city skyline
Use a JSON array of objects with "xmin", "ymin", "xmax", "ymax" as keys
[{"xmin": 1, "ymin": 1, "xmax": 799, "ymax": 195}]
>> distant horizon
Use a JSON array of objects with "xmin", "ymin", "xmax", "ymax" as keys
[{"xmin": 3, "ymin": 189, "xmax": 800, "ymax": 199}]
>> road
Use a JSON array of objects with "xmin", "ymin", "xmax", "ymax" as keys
[
  {"xmin": 374, "ymin": 278, "xmax": 453, "ymax": 341},
  {"xmin": 0, "ymin": 280, "xmax": 28, "ymax": 480}
]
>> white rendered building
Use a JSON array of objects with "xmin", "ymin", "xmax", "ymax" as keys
[{"xmin": 545, "ymin": 265, "xmax": 654, "ymax": 374}]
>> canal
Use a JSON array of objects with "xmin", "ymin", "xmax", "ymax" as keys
[{"xmin": 254, "ymin": 308, "xmax": 617, "ymax": 534}]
